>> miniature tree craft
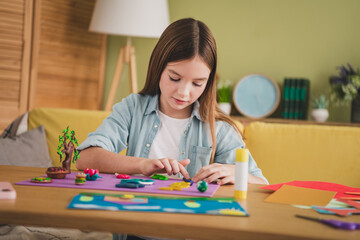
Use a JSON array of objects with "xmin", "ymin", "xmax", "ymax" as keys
[
  {"xmin": 57, "ymin": 126, "xmax": 79, "ymax": 173},
  {"xmin": 46, "ymin": 126, "xmax": 79, "ymax": 179}
]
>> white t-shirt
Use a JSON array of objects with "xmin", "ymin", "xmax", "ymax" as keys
[
  {"xmin": 148, "ymin": 111, "xmax": 190, "ymax": 161},
  {"xmin": 145, "ymin": 111, "xmax": 190, "ymax": 240}
]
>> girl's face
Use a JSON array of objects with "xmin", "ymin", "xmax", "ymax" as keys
[{"xmin": 159, "ymin": 55, "xmax": 211, "ymax": 119}]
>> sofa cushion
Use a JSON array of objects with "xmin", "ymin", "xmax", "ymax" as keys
[
  {"xmin": 0, "ymin": 113, "xmax": 28, "ymax": 138},
  {"xmin": 0, "ymin": 126, "xmax": 52, "ymax": 168},
  {"xmin": 244, "ymin": 122, "xmax": 360, "ymax": 187},
  {"xmin": 28, "ymin": 108, "xmax": 111, "ymax": 170}
]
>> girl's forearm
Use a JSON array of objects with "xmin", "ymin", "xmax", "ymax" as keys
[
  {"xmin": 76, "ymin": 147, "xmax": 146, "ymax": 174},
  {"xmin": 248, "ymin": 173, "xmax": 268, "ymax": 184}
]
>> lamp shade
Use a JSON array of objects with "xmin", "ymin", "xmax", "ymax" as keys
[{"xmin": 89, "ymin": 0, "xmax": 170, "ymax": 38}]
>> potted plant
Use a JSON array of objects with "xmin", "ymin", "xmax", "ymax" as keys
[
  {"xmin": 329, "ymin": 63, "xmax": 360, "ymax": 122},
  {"xmin": 311, "ymin": 95, "xmax": 329, "ymax": 122},
  {"xmin": 217, "ymin": 79, "xmax": 232, "ymax": 114}
]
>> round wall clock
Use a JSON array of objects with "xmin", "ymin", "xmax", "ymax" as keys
[{"xmin": 233, "ymin": 74, "xmax": 280, "ymax": 119}]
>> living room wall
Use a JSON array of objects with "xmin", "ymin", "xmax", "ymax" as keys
[{"xmin": 103, "ymin": 0, "xmax": 360, "ymax": 123}]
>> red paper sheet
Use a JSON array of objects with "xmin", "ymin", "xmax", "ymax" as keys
[{"xmin": 260, "ymin": 181, "xmax": 360, "ymax": 199}]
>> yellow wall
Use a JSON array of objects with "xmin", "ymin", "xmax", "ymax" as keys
[{"xmin": 103, "ymin": 0, "xmax": 360, "ymax": 122}]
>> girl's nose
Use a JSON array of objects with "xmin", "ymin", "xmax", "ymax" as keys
[{"xmin": 177, "ymin": 82, "xmax": 191, "ymax": 98}]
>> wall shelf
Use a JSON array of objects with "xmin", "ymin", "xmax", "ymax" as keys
[{"xmin": 231, "ymin": 116, "xmax": 360, "ymax": 128}]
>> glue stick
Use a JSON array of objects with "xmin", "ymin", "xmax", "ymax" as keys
[{"xmin": 234, "ymin": 148, "xmax": 249, "ymax": 200}]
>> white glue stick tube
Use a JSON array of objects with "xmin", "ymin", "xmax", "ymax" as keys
[{"xmin": 234, "ymin": 148, "xmax": 249, "ymax": 200}]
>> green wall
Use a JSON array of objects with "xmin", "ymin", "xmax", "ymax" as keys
[{"xmin": 104, "ymin": 0, "xmax": 360, "ymax": 122}]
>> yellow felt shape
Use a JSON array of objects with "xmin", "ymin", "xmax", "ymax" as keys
[
  {"xmin": 28, "ymin": 108, "xmax": 126, "ymax": 171},
  {"xmin": 244, "ymin": 122, "xmax": 360, "ymax": 187}
]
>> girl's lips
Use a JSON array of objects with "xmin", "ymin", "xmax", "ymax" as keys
[{"xmin": 173, "ymin": 97, "xmax": 187, "ymax": 105}]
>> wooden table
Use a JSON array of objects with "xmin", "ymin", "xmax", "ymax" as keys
[{"xmin": 0, "ymin": 165, "xmax": 359, "ymax": 240}]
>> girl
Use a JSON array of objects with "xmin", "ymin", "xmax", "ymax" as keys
[{"xmin": 76, "ymin": 18, "xmax": 268, "ymax": 185}]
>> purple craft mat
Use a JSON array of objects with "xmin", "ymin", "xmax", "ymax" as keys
[{"xmin": 15, "ymin": 173, "xmax": 219, "ymax": 197}]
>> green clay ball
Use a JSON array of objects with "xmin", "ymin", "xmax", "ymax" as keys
[{"xmin": 197, "ymin": 180, "xmax": 208, "ymax": 192}]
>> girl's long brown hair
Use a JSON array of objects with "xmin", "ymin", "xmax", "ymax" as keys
[{"xmin": 139, "ymin": 18, "xmax": 242, "ymax": 163}]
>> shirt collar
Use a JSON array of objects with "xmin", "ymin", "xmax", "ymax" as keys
[
  {"xmin": 191, "ymin": 101, "xmax": 202, "ymax": 121},
  {"xmin": 144, "ymin": 94, "xmax": 202, "ymax": 121},
  {"xmin": 144, "ymin": 94, "xmax": 158, "ymax": 115}
]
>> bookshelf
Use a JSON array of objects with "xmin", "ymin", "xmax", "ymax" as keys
[{"xmin": 231, "ymin": 116, "xmax": 360, "ymax": 128}]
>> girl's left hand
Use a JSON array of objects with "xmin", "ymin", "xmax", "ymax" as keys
[{"xmin": 192, "ymin": 163, "xmax": 234, "ymax": 185}]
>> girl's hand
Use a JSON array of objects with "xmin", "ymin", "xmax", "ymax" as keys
[
  {"xmin": 141, "ymin": 158, "xmax": 191, "ymax": 179},
  {"xmin": 192, "ymin": 163, "xmax": 235, "ymax": 185},
  {"xmin": 192, "ymin": 163, "xmax": 268, "ymax": 185}
]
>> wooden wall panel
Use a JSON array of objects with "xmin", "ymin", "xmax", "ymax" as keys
[
  {"xmin": 0, "ymin": 0, "xmax": 106, "ymax": 133},
  {"xmin": 0, "ymin": 0, "xmax": 32, "ymax": 132},
  {"xmin": 29, "ymin": 0, "xmax": 106, "ymax": 110}
]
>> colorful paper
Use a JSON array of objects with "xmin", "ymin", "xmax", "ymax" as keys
[
  {"xmin": 327, "ymin": 199, "xmax": 354, "ymax": 209},
  {"xmin": 15, "ymin": 173, "xmax": 219, "ymax": 197},
  {"xmin": 68, "ymin": 193, "xmax": 248, "ymax": 217},
  {"xmin": 292, "ymin": 198, "xmax": 350, "ymax": 210},
  {"xmin": 312, "ymin": 199, "xmax": 360, "ymax": 216},
  {"xmin": 314, "ymin": 207, "xmax": 360, "ymax": 216},
  {"xmin": 340, "ymin": 197, "xmax": 360, "ymax": 201},
  {"xmin": 260, "ymin": 181, "xmax": 360, "ymax": 199},
  {"xmin": 264, "ymin": 185, "xmax": 336, "ymax": 206}
]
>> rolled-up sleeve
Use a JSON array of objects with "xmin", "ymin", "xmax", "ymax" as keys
[{"xmin": 77, "ymin": 95, "xmax": 135, "ymax": 153}]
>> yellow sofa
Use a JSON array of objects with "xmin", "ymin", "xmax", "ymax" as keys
[
  {"xmin": 28, "ymin": 108, "xmax": 111, "ymax": 171},
  {"xmin": 28, "ymin": 108, "xmax": 360, "ymax": 187},
  {"xmin": 243, "ymin": 122, "xmax": 360, "ymax": 187}
]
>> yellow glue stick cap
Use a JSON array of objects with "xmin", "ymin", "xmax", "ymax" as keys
[
  {"xmin": 234, "ymin": 190, "xmax": 247, "ymax": 199},
  {"xmin": 235, "ymin": 148, "xmax": 249, "ymax": 162}
]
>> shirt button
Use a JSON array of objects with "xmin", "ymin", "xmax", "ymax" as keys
[
  {"xmin": 154, "ymin": 125, "xmax": 158, "ymax": 128},
  {"xmin": 146, "ymin": 144, "xmax": 150, "ymax": 147},
  {"xmin": 182, "ymin": 151, "xmax": 185, "ymax": 155}
]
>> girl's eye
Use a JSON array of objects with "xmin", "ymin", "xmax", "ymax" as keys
[
  {"xmin": 169, "ymin": 76, "xmax": 180, "ymax": 82},
  {"xmin": 193, "ymin": 82, "xmax": 203, "ymax": 87}
]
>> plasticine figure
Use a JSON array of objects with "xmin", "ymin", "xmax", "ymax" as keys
[
  {"xmin": 57, "ymin": 126, "xmax": 79, "ymax": 173},
  {"xmin": 46, "ymin": 126, "xmax": 79, "ymax": 179}
]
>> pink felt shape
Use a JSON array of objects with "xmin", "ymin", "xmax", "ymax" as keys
[{"xmin": 260, "ymin": 181, "xmax": 360, "ymax": 199}]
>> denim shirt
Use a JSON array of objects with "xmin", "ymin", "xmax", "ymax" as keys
[{"xmin": 78, "ymin": 94, "xmax": 268, "ymax": 183}]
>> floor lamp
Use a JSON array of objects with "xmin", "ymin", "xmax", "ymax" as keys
[{"xmin": 89, "ymin": 0, "xmax": 170, "ymax": 111}]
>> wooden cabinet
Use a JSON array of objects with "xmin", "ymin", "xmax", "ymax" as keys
[
  {"xmin": 0, "ymin": 0, "xmax": 106, "ymax": 132},
  {"xmin": 0, "ymin": 0, "xmax": 33, "ymax": 131}
]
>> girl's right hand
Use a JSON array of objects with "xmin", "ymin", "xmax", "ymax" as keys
[{"xmin": 141, "ymin": 158, "xmax": 191, "ymax": 179}]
